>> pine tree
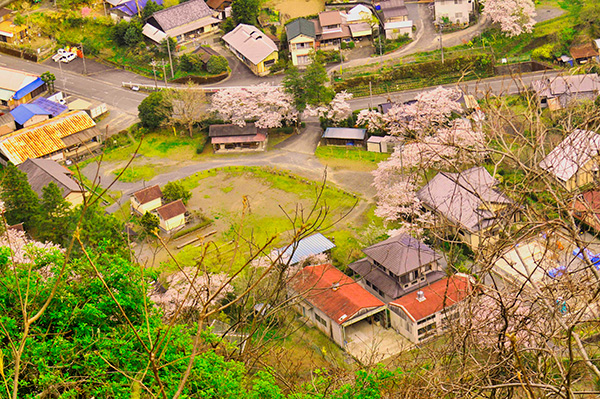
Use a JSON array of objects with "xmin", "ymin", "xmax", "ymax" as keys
[{"xmin": 0, "ymin": 164, "xmax": 40, "ymax": 228}]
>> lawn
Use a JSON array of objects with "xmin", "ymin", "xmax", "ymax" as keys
[
  {"xmin": 101, "ymin": 131, "xmax": 207, "ymax": 162},
  {"xmin": 113, "ymin": 164, "xmax": 162, "ymax": 183},
  {"xmin": 315, "ymin": 146, "xmax": 390, "ymax": 171}
]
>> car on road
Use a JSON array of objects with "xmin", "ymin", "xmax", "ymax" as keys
[{"xmin": 60, "ymin": 52, "xmax": 77, "ymax": 63}]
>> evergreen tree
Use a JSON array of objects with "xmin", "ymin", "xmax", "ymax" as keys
[
  {"xmin": 0, "ymin": 164, "xmax": 40, "ymax": 228},
  {"xmin": 231, "ymin": 0, "xmax": 260, "ymax": 25},
  {"xmin": 34, "ymin": 182, "xmax": 72, "ymax": 246}
]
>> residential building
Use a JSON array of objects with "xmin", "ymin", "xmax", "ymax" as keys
[
  {"xmin": 321, "ymin": 127, "xmax": 367, "ymax": 147},
  {"xmin": 192, "ymin": 45, "xmax": 220, "ymax": 67},
  {"xmin": 289, "ymin": 263, "xmax": 386, "ymax": 348},
  {"xmin": 222, "ymin": 24, "xmax": 278, "ymax": 76},
  {"xmin": 275, "ymin": 233, "xmax": 336, "ymax": 265},
  {"xmin": 539, "ymin": 129, "xmax": 600, "ymax": 192},
  {"xmin": 375, "ymin": 0, "xmax": 413, "ymax": 39},
  {"xmin": 349, "ymin": 234, "xmax": 446, "ymax": 302},
  {"xmin": 131, "ymin": 185, "xmax": 163, "ymax": 215},
  {"xmin": 0, "ymin": 110, "xmax": 102, "ymax": 165},
  {"xmin": 10, "ymin": 104, "xmax": 51, "ymax": 129},
  {"xmin": 208, "ymin": 123, "xmax": 268, "ymax": 153},
  {"xmin": 569, "ymin": 43, "xmax": 600, "ymax": 64},
  {"xmin": 417, "ymin": 167, "xmax": 515, "ymax": 249},
  {"xmin": 366, "ymin": 136, "xmax": 400, "ymax": 153},
  {"xmin": 572, "ymin": 190, "xmax": 600, "ymax": 231},
  {"xmin": 286, "ymin": 18, "xmax": 316, "ymax": 67},
  {"xmin": 66, "ymin": 98, "xmax": 108, "ymax": 119},
  {"xmin": 346, "ymin": 4, "xmax": 375, "ymax": 39},
  {"xmin": 156, "ymin": 199, "xmax": 187, "ymax": 232},
  {"xmin": 0, "ymin": 113, "xmax": 15, "ymax": 135},
  {"xmin": 531, "ymin": 74, "xmax": 600, "ymax": 111},
  {"xmin": 18, "ymin": 158, "xmax": 85, "ymax": 207},
  {"xmin": 388, "ymin": 274, "xmax": 472, "ymax": 343},
  {"xmin": 31, "ymin": 97, "xmax": 68, "ymax": 118},
  {"xmin": 110, "ymin": 0, "xmax": 164, "ymax": 22},
  {"xmin": 0, "ymin": 67, "xmax": 46, "ymax": 110},
  {"xmin": 434, "ymin": 0, "xmax": 474, "ymax": 25},
  {"xmin": 143, "ymin": 0, "xmax": 220, "ymax": 43},
  {"xmin": 0, "ymin": 8, "xmax": 28, "ymax": 45},
  {"xmin": 313, "ymin": 10, "xmax": 351, "ymax": 50}
]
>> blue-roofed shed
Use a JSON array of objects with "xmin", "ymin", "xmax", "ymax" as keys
[
  {"xmin": 13, "ymin": 78, "xmax": 45, "ymax": 101},
  {"xmin": 277, "ymin": 233, "xmax": 336, "ymax": 265},
  {"xmin": 10, "ymin": 104, "xmax": 51, "ymax": 128},
  {"xmin": 112, "ymin": 0, "xmax": 164, "ymax": 18},
  {"xmin": 31, "ymin": 97, "xmax": 68, "ymax": 118}
]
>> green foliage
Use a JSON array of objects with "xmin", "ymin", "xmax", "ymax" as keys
[
  {"xmin": 206, "ymin": 55, "xmax": 229, "ymax": 74},
  {"xmin": 138, "ymin": 91, "xmax": 170, "ymax": 129},
  {"xmin": 221, "ymin": 17, "xmax": 237, "ymax": 33},
  {"xmin": 283, "ymin": 62, "xmax": 334, "ymax": 112},
  {"xmin": 140, "ymin": 211, "xmax": 159, "ymax": 236},
  {"xmin": 41, "ymin": 71, "xmax": 56, "ymax": 93},
  {"xmin": 0, "ymin": 163, "xmax": 40, "ymax": 229},
  {"xmin": 163, "ymin": 181, "xmax": 192, "ymax": 205},
  {"xmin": 13, "ymin": 13, "xmax": 25, "ymax": 26},
  {"xmin": 112, "ymin": 19, "xmax": 143, "ymax": 47},
  {"xmin": 33, "ymin": 182, "xmax": 71, "ymax": 245},
  {"xmin": 531, "ymin": 43, "xmax": 557, "ymax": 60},
  {"xmin": 179, "ymin": 53, "xmax": 203, "ymax": 72},
  {"xmin": 231, "ymin": 0, "xmax": 260, "ymax": 25},
  {"xmin": 142, "ymin": 0, "xmax": 163, "ymax": 19}
]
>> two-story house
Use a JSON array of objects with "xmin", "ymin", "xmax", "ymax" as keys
[
  {"xmin": 0, "ymin": 8, "xmax": 28, "ymax": 45},
  {"xmin": 348, "ymin": 234, "xmax": 446, "ymax": 303},
  {"xmin": 285, "ymin": 18, "xmax": 316, "ymax": 67},
  {"xmin": 434, "ymin": 0, "xmax": 474, "ymax": 25},
  {"xmin": 539, "ymin": 129, "xmax": 600, "ymax": 192},
  {"xmin": 417, "ymin": 167, "xmax": 516, "ymax": 249},
  {"xmin": 375, "ymin": 0, "xmax": 413, "ymax": 40},
  {"xmin": 313, "ymin": 10, "xmax": 351, "ymax": 50}
]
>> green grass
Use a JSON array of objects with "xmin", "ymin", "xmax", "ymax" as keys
[
  {"xmin": 315, "ymin": 146, "xmax": 390, "ymax": 171},
  {"xmin": 101, "ymin": 131, "xmax": 207, "ymax": 162},
  {"xmin": 113, "ymin": 164, "xmax": 160, "ymax": 183}
]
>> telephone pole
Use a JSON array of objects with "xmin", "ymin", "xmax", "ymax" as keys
[
  {"xmin": 166, "ymin": 38, "xmax": 175, "ymax": 79},
  {"xmin": 151, "ymin": 59, "xmax": 158, "ymax": 90},
  {"xmin": 80, "ymin": 42, "xmax": 87, "ymax": 75}
]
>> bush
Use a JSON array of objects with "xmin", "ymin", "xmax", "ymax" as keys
[
  {"xmin": 316, "ymin": 50, "xmax": 341, "ymax": 64},
  {"xmin": 163, "ymin": 181, "xmax": 192, "ymax": 205},
  {"xmin": 206, "ymin": 55, "xmax": 229, "ymax": 74},
  {"xmin": 179, "ymin": 53, "xmax": 203, "ymax": 72},
  {"xmin": 138, "ymin": 91, "xmax": 169, "ymax": 130}
]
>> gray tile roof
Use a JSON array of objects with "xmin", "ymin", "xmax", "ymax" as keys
[
  {"xmin": 539, "ymin": 129, "xmax": 600, "ymax": 183},
  {"xmin": 149, "ymin": 0, "xmax": 213, "ymax": 32},
  {"xmin": 362, "ymin": 234, "xmax": 441, "ymax": 276},
  {"xmin": 417, "ymin": 167, "xmax": 513, "ymax": 233},
  {"xmin": 18, "ymin": 158, "xmax": 83, "ymax": 198},
  {"xmin": 222, "ymin": 24, "xmax": 278, "ymax": 65},
  {"xmin": 208, "ymin": 123, "xmax": 259, "ymax": 137},
  {"xmin": 286, "ymin": 18, "xmax": 316, "ymax": 41},
  {"xmin": 379, "ymin": 0, "xmax": 408, "ymax": 21}
]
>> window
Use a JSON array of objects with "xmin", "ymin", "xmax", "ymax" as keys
[
  {"xmin": 315, "ymin": 313, "xmax": 327, "ymax": 326},
  {"xmin": 264, "ymin": 59, "xmax": 275, "ymax": 67},
  {"xmin": 424, "ymin": 264, "xmax": 433, "ymax": 273},
  {"xmin": 417, "ymin": 314, "xmax": 436, "ymax": 325},
  {"xmin": 455, "ymin": 12, "xmax": 463, "ymax": 19},
  {"xmin": 365, "ymin": 280, "xmax": 385, "ymax": 297},
  {"xmin": 418, "ymin": 322, "xmax": 436, "ymax": 336}
]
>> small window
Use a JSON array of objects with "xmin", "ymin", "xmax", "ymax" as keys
[{"xmin": 315, "ymin": 313, "xmax": 327, "ymax": 326}]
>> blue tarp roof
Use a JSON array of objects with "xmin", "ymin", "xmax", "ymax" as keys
[
  {"xmin": 10, "ymin": 104, "xmax": 51, "ymax": 125},
  {"xmin": 113, "ymin": 0, "xmax": 163, "ymax": 17},
  {"xmin": 31, "ymin": 97, "xmax": 68, "ymax": 117},
  {"xmin": 13, "ymin": 77, "xmax": 45, "ymax": 101},
  {"xmin": 277, "ymin": 233, "xmax": 336, "ymax": 265}
]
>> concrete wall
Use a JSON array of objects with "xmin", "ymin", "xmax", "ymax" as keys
[
  {"xmin": 160, "ymin": 213, "xmax": 185, "ymax": 232},
  {"xmin": 435, "ymin": 0, "xmax": 473, "ymax": 25},
  {"xmin": 298, "ymin": 301, "xmax": 345, "ymax": 347},
  {"xmin": 131, "ymin": 197, "xmax": 162, "ymax": 215},
  {"xmin": 289, "ymin": 35, "xmax": 315, "ymax": 67}
]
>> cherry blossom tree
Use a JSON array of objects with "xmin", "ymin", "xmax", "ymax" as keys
[
  {"xmin": 304, "ymin": 91, "xmax": 354, "ymax": 124},
  {"xmin": 210, "ymin": 83, "xmax": 298, "ymax": 129},
  {"xmin": 482, "ymin": 0, "xmax": 536, "ymax": 37}
]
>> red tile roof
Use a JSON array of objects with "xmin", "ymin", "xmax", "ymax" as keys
[
  {"xmin": 156, "ymin": 199, "xmax": 186, "ymax": 221},
  {"xmin": 389, "ymin": 275, "xmax": 472, "ymax": 322},
  {"xmin": 290, "ymin": 264, "xmax": 384, "ymax": 325},
  {"xmin": 572, "ymin": 190, "xmax": 600, "ymax": 231},
  {"xmin": 133, "ymin": 184, "xmax": 163, "ymax": 205}
]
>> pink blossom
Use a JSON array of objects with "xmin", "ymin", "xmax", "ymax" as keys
[
  {"xmin": 483, "ymin": 0, "xmax": 536, "ymax": 37},
  {"xmin": 210, "ymin": 84, "xmax": 298, "ymax": 129},
  {"xmin": 0, "ymin": 229, "xmax": 63, "ymax": 265},
  {"xmin": 303, "ymin": 92, "xmax": 353, "ymax": 124}
]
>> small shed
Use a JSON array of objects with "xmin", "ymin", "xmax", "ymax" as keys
[
  {"xmin": 367, "ymin": 136, "xmax": 393, "ymax": 153},
  {"xmin": 321, "ymin": 127, "xmax": 367, "ymax": 147},
  {"xmin": 131, "ymin": 185, "xmax": 163, "ymax": 215},
  {"xmin": 67, "ymin": 98, "xmax": 108, "ymax": 119},
  {"xmin": 10, "ymin": 104, "xmax": 51, "ymax": 129},
  {"xmin": 193, "ymin": 46, "xmax": 220, "ymax": 65},
  {"xmin": 156, "ymin": 199, "xmax": 187, "ymax": 232},
  {"xmin": 0, "ymin": 113, "xmax": 15, "ymax": 135},
  {"xmin": 275, "ymin": 233, "xmax": 336, "ymax": 265},
  {"xmin": 569, "ymin": 43, "xmax": 599, "ymax": 64},
  {"xmin": 208, "ymin": 123, "xmax": 268, "ymax": 153}
]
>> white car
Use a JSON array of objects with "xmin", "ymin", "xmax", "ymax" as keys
[
  {"xmin": 60, "ymin": 52, "xmax": 77, "ymax": 63},
  {"xmin": 52, "ymin": 49, "xmax": 67, "ymax": 62}
]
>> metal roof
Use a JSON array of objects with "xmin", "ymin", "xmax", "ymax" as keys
[
  {"xmin": 13, "ymin": 77, "xmax": 45, "ymax": 101},
  {"xmin": 0, "ymin": 110, "xmax": 96, "ymax": 165},
  {"xmin": 222, "ymin": 24, "xmax": 278, "ymax": 65},
  {"xmin": 18, "ymin": 158, "xmax": 84, "ymax": 198},
  {"xmin": 322, "ymin": 127, "xmax": 366, "ymax": 140},
  {"xmin": 277, "ymin": 233, "xmax": 336, "ymax": 265},
  {"xmin": 10, "ymin": 104, "xmax": 51, "ymax": 126},
  {"xmin": 539, "ymin": 129, "xmax": 600, "ymax": 183},
  {"xmin": 149, "ymin": 0, "xmax": 213, "ymax": 32},
  {"xmin": 31, "ymin": 97, "xmax": 68, "ymax": 117},
  {"xmin": 209, "ymin": 123, "xmax": 258, "ymax": 137}
]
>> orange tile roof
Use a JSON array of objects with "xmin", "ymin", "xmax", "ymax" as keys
[
  {"xmin": 290, "ymin": 264, "xmax": 384, "ymax": 325},
  {"xmin": 389, "ymin": 275, "xmax": 472, "ymax": 322},
  {"xmin": 0, "ymin": 110, "xmax": 95, "ymax": 165}
]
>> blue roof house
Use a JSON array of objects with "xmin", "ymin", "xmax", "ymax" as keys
[
  {"xmin": 10, "ymin": 104, "xmax": 52, "ymax": 129},
  {"xmin": 110, "ymin": 0, "xmax": 164, "ymax": 21}
]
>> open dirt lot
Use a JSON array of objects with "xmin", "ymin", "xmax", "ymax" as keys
[{"xmin": 266, "ymin": 0, "xmax": 324, "ymax": 21}]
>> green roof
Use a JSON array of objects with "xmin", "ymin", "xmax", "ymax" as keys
[{"xmin": 285, "ymin": 18, "xmax": 316, "ymax": 40}]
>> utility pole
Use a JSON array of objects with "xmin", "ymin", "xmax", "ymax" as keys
[
  {"xmin": 379, "ymin": 25, "xmax": 383, "ymax": 65},
  {"xmin": 439, "ymin": 23, "xmax": 444, "ymax": 64},
  {"xmin": 166, "ymin": 38, "xmax": 175, "ymax": 79},
  {"xmin": 162, "ymin": 62, "xmax": 168, "ymax": 88},
  {"xmin": 80, "ymin": 42, "xmax": 87, "ymax": 75},
  {"xmin": 151, "ymin": 59, "xmax": 158, "ymax": 90},
  {"xmin": 369, "ymin": 80, "xmax": 373, "ymax": 110},
  {"xmin": 339, "ymin": 42, "xmax": 343, "ymax": 76}
]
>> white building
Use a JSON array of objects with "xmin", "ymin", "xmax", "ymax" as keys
[{"xmin": 434, "ymin": 0, "xmax": 474, "ymax": 25}]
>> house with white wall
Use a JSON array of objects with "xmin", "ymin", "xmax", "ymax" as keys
[{"xmin": 434, "ymin": 0, "xmax": 474, "ymax": 25}]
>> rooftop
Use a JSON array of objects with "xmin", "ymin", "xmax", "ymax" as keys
[
  {"xmin": 286, "ymin": 18, "xmax": 316, "ymax": 40},
  {"xmin": 149, "ymin": 0, "xmax": 213, "ymax": 32},
  {"xmin": 290, "ymin": 264, "xmax": 384, "ymax": 325},
  {"xmin": 276, "ymin": 233, "xmax": 336, "ymax": 265},
  {"xmin": 222, "ymin": 24, "xmax": 278, "ymax": 65},
  {"xmin": 17, "ymin": 158, "xmax": 83, "ymax": 198},
  {"xmin": 31, "ymin": 97, "xmax": 68, "ymax": 118},
  {"xmin": 156, "ymin": 199, "xmax": 187, "ymax": 220},
  {"xmin": 417, "ymin": 167, "xmax": 513, "ymax": 233},
  {"xmin": 531, "ymin": 74, "xmax": 600, "ymax": 98},
  {"xmin": 322, "ymin": 127, "xmax": 366, "ymax": 140},
  {"xmin": 378, "ymin": 0, "xmax": 408, "ymax": 21},
  {"xmin": 570, "ymin": 43, "xmax": 599, "ymax": 60},
  {"xmin": 209, "ymin": 122, "xmax": 259, "ymax": 137},
  {"xmin": 318, "ymin": 10, "xmax": 342, "ymax": 27},
  {"xmin": 10, "ymin": 104, "xmax": 51, "ymax": 126},
  {"xmin": 133, "ymin": 184, "xmax": 163, "ymax": 205},
  {"xmin": 389, "ymin": 275, "xmax": 472, "ymax": 322},
  {"xmin": 539, "ymin": 129, "xmax": 600, "ymax": 183}
]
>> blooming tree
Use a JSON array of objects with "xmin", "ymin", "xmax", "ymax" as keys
[
  {"xmin": 482, "ymin": 0, "xmax": 536, "ymax": 37},
  {"xmin": 304, "ymin": 91, "xmax": 353, "ymax": 124},
  {"xmin": 0, "ymin": 229, "xmax": 63, "ymax": 265},
  {"xmin": 210, "ymin": 83, "xmax": 298, "ymax": 129}
]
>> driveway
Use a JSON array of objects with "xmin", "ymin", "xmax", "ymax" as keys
[{"xmin": 275, "ymin": 121, "xmax": 322, "ymax": 154}]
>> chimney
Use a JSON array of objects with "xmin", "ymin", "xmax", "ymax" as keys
[
  {"xmin": 416, "ymin": 290, "xmax": 426, "ymax": 302},
  {"xmin": 332, "ymin": 282, "xmax": 340, "ymax": 291}
]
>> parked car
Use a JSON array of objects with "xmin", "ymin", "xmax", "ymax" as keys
[
  {"xmin": 60, "ymin": 52, "xmax": 77, "ymax": 63},
  {"xmin": 52, "ymin": 49, "xmax": 67, "ymax": 62}
]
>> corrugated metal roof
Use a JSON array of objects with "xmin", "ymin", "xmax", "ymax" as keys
[
  {"xmin": 277, "ymin": 233, "xmax": 336, "ymax": 265},
  {"xmin": 0, "ymin": 67, "xmax": 38, "ymax": 92},
  {"xmin": 539, "ymin": 129, "xmax": 600, "ymax": 182},
  {"xmin": 222, "ymin": 24, "xmax": 278, "ymax": 65},
  {"xmin": 0, "ymin": 110, "xmax": 96, "ymax": 165},
  {"xmin": 322, "ymin": 127, "xmax": 366, "ymax": 140},
  {"xmin": 31, "ymin": 97, "xmax": 68, "ymax": 117}
]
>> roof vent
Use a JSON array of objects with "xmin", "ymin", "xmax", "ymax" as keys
[
  {"xmin": 338, "ymin": 314, "xmax": 347, "ymax": 322},
  {"xmin": 416, "ymin": 290, "xmax": 426, "ymax": 302},
  {"xmin": 332, "ymin": 282, "xmax": 340, "ymax": 291}
]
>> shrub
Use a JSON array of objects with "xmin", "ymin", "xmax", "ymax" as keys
[
  {"xmin": 206, "ymin": 55, "xmax": 228, "ymax": 74},
  {"xmin": 163, "ymin": 181, "xmax": 192, "ymax": 205},
  {"xmin": 179, "ymin": 53, "xmax": 203, "ymax": 72}
]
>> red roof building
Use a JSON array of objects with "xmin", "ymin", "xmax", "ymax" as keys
[
  {"xmin": 289, "ymin": 264, "xmax": 386, "ymax": 347},
  {"xmin": 572, "ymin": 190, "xmax": 600, "ymax": 231},
  {"xmin": 388, "ymin": 275, "xmax": 472, "ymax": 343}
]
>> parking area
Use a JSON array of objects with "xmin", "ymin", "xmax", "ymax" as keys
[{"xmin": 345, "ymin": 321, "xmax": 413, "ymax": 364}]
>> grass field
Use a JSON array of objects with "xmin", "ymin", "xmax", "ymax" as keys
[
  {"xmin": 315, "ymin": 146, "xmax": 390, "ymax": 171},
  {"xmin": 102, "ymin": 132, "xmax": 207, "ymax": 163}
]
